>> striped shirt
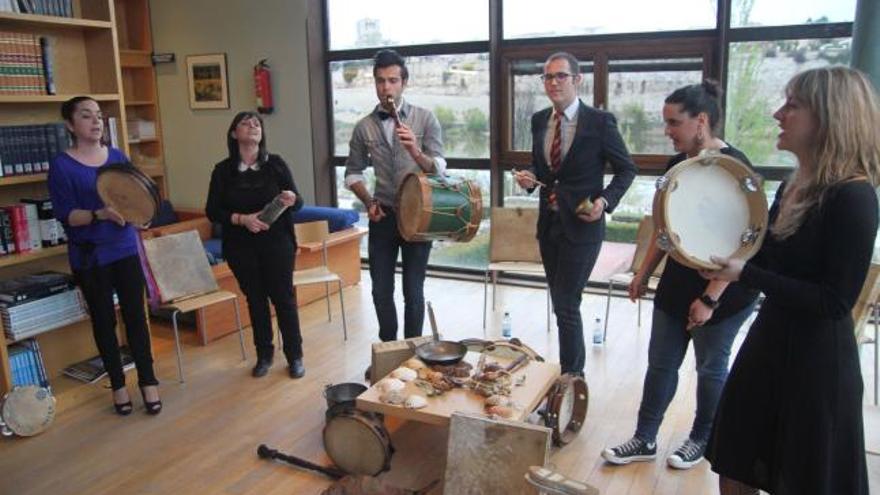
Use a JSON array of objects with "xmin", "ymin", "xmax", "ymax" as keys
[{"xmin": 344, "ymin": 99, "xmax": 446, "ymax": 206}]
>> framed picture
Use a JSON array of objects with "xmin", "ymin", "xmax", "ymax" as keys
[{"xmin": 186, "ymin": 53, "xmax": 229, "ymax": 109}]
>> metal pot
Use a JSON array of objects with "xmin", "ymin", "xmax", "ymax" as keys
[{"xmin": 323, "ymin": 383, "xmax": 367, "ymax": 411}]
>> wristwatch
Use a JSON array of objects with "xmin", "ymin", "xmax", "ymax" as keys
[{"xmin": 699, "ymin": 294, "xmax": 720, "ymax": 310}]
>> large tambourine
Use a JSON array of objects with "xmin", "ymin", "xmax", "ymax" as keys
[
  {"xmin": 652, "ymin": 151, "xmax": 768, "ymax": 271},
  {"xmin": 322, "ymin": 408, "xmax": 393, "ymax": 476},
  {"xmin": 96, "ymin": 162, "xmax": 161, "ymax": 228},
  {"xmin": 544, "ymin": 374, "xmax": 588, "ymax": 446},
  {"xmin": 0, "ymin": 385, "xmax": 56, "ymax": 437}
]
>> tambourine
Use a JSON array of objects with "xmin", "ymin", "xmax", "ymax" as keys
[
  {"xmin": 96, "ymin": 162, "xmax": 161, "ymax": 228},
  {"xmin": 652, "ymin": 150, "xmax": 768, "ymax": 270},
  {"xmin": 0, "ymin": 385, "xmax": 56, "ymax": 437},
  {"xmin": 544, "ymin": 375, "xmax": 588, "ymax": 446},
  {"xmin": 322, "ymin": 409, "xmax": 393, "ymax": 476}
]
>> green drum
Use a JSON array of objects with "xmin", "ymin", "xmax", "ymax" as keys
[{"xmin": 396, "ymin": 173, "xmax": 483, "ymax": 242}]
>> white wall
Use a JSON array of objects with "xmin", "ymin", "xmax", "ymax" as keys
[{"xmin": 150, "ymin": 0, "xmax": 315, "ymax": 209}]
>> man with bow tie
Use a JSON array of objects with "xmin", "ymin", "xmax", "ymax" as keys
[
  {"xmin": 344, "ymin": 49, "xmax": 446, "ymax": 342},
  {"xmin": 515, "ymin": 52, "xmax": 637, "ymax": 376}
]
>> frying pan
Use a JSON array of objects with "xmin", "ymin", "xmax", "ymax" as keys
[{"xmin": 414, "ymin": 302, "xmax": 467, "ymax": 366}]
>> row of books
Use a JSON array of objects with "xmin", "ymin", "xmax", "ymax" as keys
[
  {"xmin": 8, "ymin": 338, "xmax": 49, "ymax": 388},
  {"xmin": 0, "ymin": 122, "xmax": 69, "ymax": 177},
  {"xmin": 0, "ymin": 31, "xmax": 55, "ymax": 96},
  {"xmin": 0, "ymin": 0, "xmax": 74, "ymax": 18},
  {"xmin": 0, "ymin": 200, "xmax": 66, "ymax": 256}
]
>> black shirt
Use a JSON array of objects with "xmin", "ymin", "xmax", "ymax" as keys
[{"xmin": 653, "ymin": 146, "xmax": 761, "ymax": 323}]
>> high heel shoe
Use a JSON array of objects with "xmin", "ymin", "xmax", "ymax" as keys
[
  {"xmin": 139, "ymin": 386, "xmax": 162, "ymax": 415},
  {"xmin": 113, "ymin": 388, "xmax": 133, "ymax": 416}
]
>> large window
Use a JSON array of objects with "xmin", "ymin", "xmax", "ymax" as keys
[
  {"xmin": 503, "ymin": 0, "xmax": 717, "ymax": 39},
  {"xmin": 331, "ymin": 53, "xmax": 490, "ymax": 158},
  {"xmin": 327, "ymin": 0, "xmax": 488, "ymax": 50},
  {"xmin": 731, "ymin": 0, "xmax": 856, "ymax": 28}
]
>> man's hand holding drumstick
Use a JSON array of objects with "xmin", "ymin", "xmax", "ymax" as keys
[{"xmin": 512, "ymin": 168, "xmax": 547, "ymax": 189}]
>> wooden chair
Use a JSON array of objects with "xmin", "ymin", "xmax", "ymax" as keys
[
  {"xmin": 602, "ymin": 215, "xmax": 666, "ymax": 341},
  {"xmin": 853, "ymin": 262, "xmax": 880, "ymax": 405},
  {"xmin": 482, "ymin": 207, "xmax": 550, "ymax": 332},
  {"xmin": 293, "ymin": 220, "xmax": 348, "ymax": 340},
  {"xmin": 161, "ymin": 290, "xmax": 246, "ymax": 383}
]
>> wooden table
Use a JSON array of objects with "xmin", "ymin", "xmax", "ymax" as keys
[{"xmin": 357, "ymin": 352, "xmax": 561, "ymax": 427}]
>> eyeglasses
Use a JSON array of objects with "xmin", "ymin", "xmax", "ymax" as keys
[{"xmin": 540, "ymin": 72, "xmax": 573, "ymax": 83}]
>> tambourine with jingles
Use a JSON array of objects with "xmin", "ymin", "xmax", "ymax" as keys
[
  {"xmin": 652, "ymin": 150, "xmax": 768, "ymax": 270},
  {"xmin": 0, "ymin": 385, "xmax": 56, "ymax": 437},
  {"xmin": 544, "ymin": 374, "xmax": 588, "ymax": 446},
  {"xmin": 322, "ymin": 409, "xmax": 393, "ymax": 476},
  {"xmin": 96, "ymin": 162, "xmax": 161, "ymax": 228}
]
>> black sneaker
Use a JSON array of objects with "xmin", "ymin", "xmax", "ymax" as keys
[
  {"xmin": 667, "ymin": 438, "xmax": 707, "ymax": 469},
  {"xmin": 252, "ymin": 358, "xmax": 273, "ymax": 378},
  {"xmin": 602, "ymin": 437, "xmax": 657, "ymax": 465}
]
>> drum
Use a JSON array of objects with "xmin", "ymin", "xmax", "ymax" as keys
[
  {"xmin": 396, "ymin": 173, "xmax": 483, "ymax": 242},
  {"xmin": 0, "ymin": 385, "xmax": 56, "ymax": 437},
  {"xmin": 96, "ymin": 162, "xmax": 161, "ymax": 228},
  {"xmin": 652, "ymin": 151, "xmax": 768, "ymax": 270},
  {"xmin": 544, "ymin": 375, "xmax": 588, "ymax": 446},
  {"xmin": 323, "ymin": 409, "xmax": 393, "ymax": 476}
]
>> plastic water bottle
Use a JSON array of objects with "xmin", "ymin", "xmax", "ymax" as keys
[
  {"xmin": 502, "ymin": 312, "xmax": 513, "ymax": 338},
  {"xmin": 592, "ymin": 317, "xmax": 604, "ymax": 344}
]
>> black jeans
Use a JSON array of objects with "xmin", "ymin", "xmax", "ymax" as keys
[
  {"xmin": 538, "ymin": 216, "xmax": 601, "ymax": 375},
  {"xmin": 225, "ymin": 235, "xmax": 302, "ymax": 363},
  {"xmin": 368, "ymin": 210, "xmax": 432, "ymax": 342},
  {"xmin": 75, "ymin": 254, "xmax": 157, "ymax": 390}
]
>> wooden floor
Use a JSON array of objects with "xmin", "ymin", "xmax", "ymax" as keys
[{"xmin": 2, "ymin": 272, "xmax": 878, "ymax": 495}]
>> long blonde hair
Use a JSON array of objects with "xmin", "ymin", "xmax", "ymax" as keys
[{"xmin": 772, "ymin": 66, "xmax": 880, "ymax": 239}]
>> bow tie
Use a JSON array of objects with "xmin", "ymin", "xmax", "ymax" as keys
[{"xmin": 377, "ymin": 111, "xmax": 392, "ymax": 121}]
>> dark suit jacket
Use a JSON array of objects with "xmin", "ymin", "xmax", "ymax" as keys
[{"xmin": 528, "ymin": 100, "xmax": 637, "ymax": 245}]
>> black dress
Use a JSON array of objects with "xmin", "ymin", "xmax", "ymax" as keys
[{"xmin": 706, "ymin": 180, "xmax": 877, "ymax": 494}]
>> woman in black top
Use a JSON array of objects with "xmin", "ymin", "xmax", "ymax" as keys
[
  {"xmin": 206, "ymin": 111, "xmax": 305, "ymax": 378},
  {"xmin": 603, "ymin": 81, "xmax": 759, "ymax": 469},
  {"xmin": 703, "ymin": 67, "xmax": 878, "ymax": 494}
]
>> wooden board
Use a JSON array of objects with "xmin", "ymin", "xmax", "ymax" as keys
[
  {"xmin": 444, "ymin": 412, "xmax": 550, "ymax": 495},
  {"xmin": 357, "ymin": 353, "xmax": 560, "ymax": 426},
  {"xmin": 142, "ymin": 230, "xmax": 218, "ymax": 302}
]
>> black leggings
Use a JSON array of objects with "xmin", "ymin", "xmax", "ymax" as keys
[{"xmin": 76, "ymin": 254, "xmax": 157, "ymax": 390}]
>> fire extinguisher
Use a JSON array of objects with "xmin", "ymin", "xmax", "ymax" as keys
[{"xmin": 254, "ymin": 59, "xmax": 274, "ymax": 114}]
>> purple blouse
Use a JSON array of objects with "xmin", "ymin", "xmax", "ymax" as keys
[{"xmin": 47, "ymin": 148, "xmax": 139, "ymax": 270}]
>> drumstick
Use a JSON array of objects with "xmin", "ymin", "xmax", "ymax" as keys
[
  {"xmin": 257, "ymin": 444, "xmax": 346, "ymax": 479},
  {"xmin": 511, "ymin": 169, "xmax": 547, "ymax": 188}
]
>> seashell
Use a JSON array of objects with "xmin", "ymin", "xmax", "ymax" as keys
[
  {"xmin": 380, "ymin": 389, "xmax": 405, "ymax": 405},
  {"xmin": 486, "ymin": 405, "xmax": 515, "ymax": 418},
  {"xmin": 376, "ymin": 378, "xmax": 405, "ymax": 394},
  {"xmin": 403, "ymin": 358, "xmax": 426, "ymax": 370},
  {"xmin": 404, "ymin": 394, "xmax": 428, "ymax": 409},
  {"xmin": 391, "ymin": 367, "xmax": 417, "ymax": 382},
  {"xmin": 417, "ymin": 367, "xmax": 433, "ymax": 380},
  {"xmin": 485, "ymin": 395, "xmax": 511, "ymax": 407}
]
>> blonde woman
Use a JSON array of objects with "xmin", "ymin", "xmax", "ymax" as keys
[{"xmin": 702, "ymin": 66, "xmax": 879, "ymax": 494}]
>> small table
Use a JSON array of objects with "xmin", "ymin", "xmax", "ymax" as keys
[{"xmin": 357, "ymin": 352, "xmax": 561, "ymax": 427}]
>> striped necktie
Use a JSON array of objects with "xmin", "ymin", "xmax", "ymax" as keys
[{"xmin": 550, "ymin": 112, "xmax": 562, "ymax": 171}]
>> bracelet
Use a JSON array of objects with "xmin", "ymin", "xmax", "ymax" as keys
[{"xmin": 91, "ymin": 210, "xmax": 99, "ymax": 224}]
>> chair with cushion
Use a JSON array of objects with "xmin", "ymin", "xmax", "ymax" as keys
[
  {"xmin": 602, "ymin": 215, "xmax": 665, "ymax": 341},
  {"xmin": 483, "ymin": 207, "xmax": 550, "ymax": 332},
  {"xmin": 293, "ymin": 220, "xmax": 348, "ymax": 340}
]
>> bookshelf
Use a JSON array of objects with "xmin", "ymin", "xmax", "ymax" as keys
[
  {"xmin": 0, "ymin": 0, "xmax": 133, "ymax": 410},
  {"xmin": 114, "ymin": 0, "xmax": 167, "ymax": 198}
]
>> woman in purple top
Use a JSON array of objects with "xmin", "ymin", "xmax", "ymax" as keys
[{"xmin": 48, "ymin": 96, "xmax": 161, "ymax": 416}]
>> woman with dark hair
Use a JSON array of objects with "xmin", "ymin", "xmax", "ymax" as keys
[
  {"xmin": 602, "ymin": 80, "xmax": 758, "ymax": 469},
  {"xmin": 702, "ymin": 67, "xmax": 878, "ymax": 495},
  {"xmin": 206, "ymin": 111, "xmax": 305, "ymax": 378},
  {"xmin": 48, "ymin": 96, "xmax": 161, "ymax": 415}
]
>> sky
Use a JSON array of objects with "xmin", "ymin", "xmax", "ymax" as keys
[{"xmin": 327, "ymin": 0, "xmax": 858, "ymax": 50}]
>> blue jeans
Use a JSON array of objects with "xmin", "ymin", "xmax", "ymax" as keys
[
  {"xmin": 368, "ymin": 210, "xmax": 432, "ymax": 342},
  {"xmin": 635, "ymin": 302, "xmax": 756, "ymax": 444}
]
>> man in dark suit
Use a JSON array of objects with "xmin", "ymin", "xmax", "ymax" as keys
[{"xmin": 516, "ymin": 51, "xmax": 637, "ymax": 376}]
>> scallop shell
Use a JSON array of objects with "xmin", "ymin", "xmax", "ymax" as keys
[
  {"xmin": 404, "ymin": 394, "xmax": 428, "ymax": 409},
  {"xmin": 380, "ymin": 389, "xmax": 405, "ymax": 405},
  {"xmin": 486, "ymin": 405, "xmax": 515, "ymax": 418},
  {"xmin": 391, "ymin": 367, "xmax": 417, "ymax": 382},
  {"xmin": 376, "ymin": 378, "xmax": 405, "ymax": 393},
  {"xmin": 403, "ymin": 358, "xmax": 426, "ymax": 370},
  {"xmin": 485, "ymin": 394, "xmax": 512, "ymax": 407}
]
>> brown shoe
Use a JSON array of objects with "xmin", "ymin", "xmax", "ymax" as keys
[{"xmin": 525, "ymin": 466, "xmax": 598, "ymax": 495}]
